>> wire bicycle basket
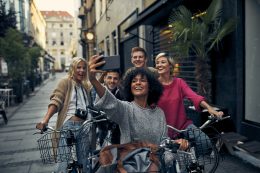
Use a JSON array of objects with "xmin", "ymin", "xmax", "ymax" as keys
[
  {"xmin": 37, "ymin": 124, "xmax": 93, "ymax": 164},
  {"xmin": 175, "ymin": 128, "xmax": 221, "ymax": 173}
]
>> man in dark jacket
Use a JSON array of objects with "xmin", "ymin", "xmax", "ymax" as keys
[{"xmin": 91, "ymin": 70, "xmax": 122, "ymax": 145}]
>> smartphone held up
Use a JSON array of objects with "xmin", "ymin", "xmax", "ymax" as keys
[{"xmin": 96, "ymin": 55, "xmax": 120, "ymax": 71}]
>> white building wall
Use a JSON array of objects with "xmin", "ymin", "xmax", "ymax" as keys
[{"xmin": 95, "ymin": 0, "xmax": 148, "ymax": 56}]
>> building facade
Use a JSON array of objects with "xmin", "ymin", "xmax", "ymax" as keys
[
  {"xmin": 78, "ymin": 0, "xmax": 96, "ymax": 60},
  {"xmin": 30, "ymin": 0, "xmax": 46, "ymax": 74},
  {"xmin": 84, "ymin": 0, "xmax": 260, "ymax": 142},
  {"xmin": 41, "ymin": 11, "xmax": 76, "ymax": 71}
]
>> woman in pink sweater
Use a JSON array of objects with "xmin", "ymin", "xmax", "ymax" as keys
[{"xmin": 155, "ymin": 53, "xmax": 223, "ymax": 139}]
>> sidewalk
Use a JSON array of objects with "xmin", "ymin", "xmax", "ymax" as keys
[
  {"xmin": 1, "ymin": 81, "xmax": 46, "ymax": 126},
  {"xmin": 0, "ymin": 73, "xmax": 62, "ymax": 173},
  {"xmin": 0, "ymin": 81, "xmax": 45, "ymax": 127}
]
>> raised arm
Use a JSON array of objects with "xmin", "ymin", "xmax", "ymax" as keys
[{"xmin": 88, "ymin": 55, "xmax": 106, "ymax": 98}]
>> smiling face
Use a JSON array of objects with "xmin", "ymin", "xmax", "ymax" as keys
[
  {"xmin": 104, "ymin": 71, "xmax": 120, "ymax": 91},
  {"xmin": 131, "ymin": 51, "xmax": 147, "ymax": 68},
  {"xmin": 131, "ymin": 74, "xmax": 149, "ymax": 98},
  {"xmin": 155, "ymin": 56, "xmax": 171, "ymax": 75},
  {"xmin": 73, "ymin": 61, "xmax": 87, "ymax": 83}
]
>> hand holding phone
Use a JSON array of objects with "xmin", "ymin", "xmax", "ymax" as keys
[{"xmin": 96, "ymin": 55, "xmax": 120, "ymax": 71}]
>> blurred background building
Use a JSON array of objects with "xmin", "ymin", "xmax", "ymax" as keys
[{"xmin": 41, "ymin": 11, "xmax": 76, "ymax": 71}]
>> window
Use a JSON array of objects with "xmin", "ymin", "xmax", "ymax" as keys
[
  {"xmin": 51, "ymin": 32, "xmax": 56, "ymax": 38},
  {"xmin": 106, "ymin": 36, "xmax": 110, "ymax": 55},
  {"xmin": 98, "ymin": 40, "xmax": 105, "ymax": 55},
  {"xmin": 70, "ymin": 32, "xmax": 73, "ymax": 36},
  {"xmin": 60, "ymin": 32, "xmax": 63, "ymax": 37},
  {"xmin": 112, "ymin": 31, "xmax": 117, "ymax": 54},
  {"xmin": 60, "ymin": 41, "xmax": 64, "ymax": 46},
  {"xmin": 52, "ymin": 40, "xmax": 56, "ymax": 45},
  {"xmin": 52, "ymin": 49, "xmax": 57, "ymax": 55},
  {"xmin": 69, "ymin": 24, "xmax": 73, "ymax": 27},
  {"xmin": 99, "ymin": 0, "xmax": 103, "ymax": 16},
  {"xmin": 153, "ymin": 25, "xmax": 197, "ymax": 90},
  {"xmin": 60, "ymin": 24, "xmax": 63, "ymax": 27}
]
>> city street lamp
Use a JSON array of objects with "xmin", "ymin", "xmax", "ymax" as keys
[
  {"xmin": 83, "ymin": 31, "xmax": 96, "ymax": 57},
  {"xmin": 86, "ymin": 32, "xmax": 94, "ymax": 41}
]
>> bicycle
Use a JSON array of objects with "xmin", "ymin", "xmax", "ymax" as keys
[
  {"xmin": 35, "ymin": 106, "xmax": 107, "ymax": 173},
  {"xmin": 159, "ymin": 115, "xmax": 230, "ymax": 173}
]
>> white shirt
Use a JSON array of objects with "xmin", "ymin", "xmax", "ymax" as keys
[{"xmin": 65, "ymin": 84, "xmax": 90, "ymax": 123}]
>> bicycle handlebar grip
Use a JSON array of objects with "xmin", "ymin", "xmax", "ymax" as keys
[
  {"xmin": 41, "ymin": 124, "xmax": 48, "ymax": 133},
  {"xmin": 162, "ymin": 139, "xmax": 181, "ymax": 152}
]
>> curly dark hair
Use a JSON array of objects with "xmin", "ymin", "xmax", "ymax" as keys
[{"xmin": 121, "ymin": 68, "xmax": 163, "ymax": 106}]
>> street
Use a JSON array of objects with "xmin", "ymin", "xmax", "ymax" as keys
[{"xmin": 0, "ymin": 72, "xmax": 259, "ymax": 173}]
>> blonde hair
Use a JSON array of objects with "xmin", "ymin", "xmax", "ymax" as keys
[
  {"xmin": 155, "ymin": 52, "xmax": 175, "ymax": 76},
  {"xmin": 67, "ymin": 57, "xmax": 89, "ymax": 84}
]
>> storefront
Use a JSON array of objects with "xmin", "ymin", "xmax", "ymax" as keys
[{"xmin": 124, "ymin": 0, "xmax": 260, "ymax": 141}]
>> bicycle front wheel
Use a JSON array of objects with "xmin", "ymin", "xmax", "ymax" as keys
[
  {"xmin": 176, "ymin": 128, "xmax": 220, "ymax": 173},
  {"xmin": 200, "ymin": 141, "xmax": 219, "ymax": 173}
]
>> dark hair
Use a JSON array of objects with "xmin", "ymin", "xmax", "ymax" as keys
[
  {"xmin": 131, "ymin": 47, "xmax": 147, "ymax": 58},
  {"xmin": 105, "ymin": 69, "xmax": 122, "ymax": 78},
  {"xmin": 122, "ymin": 68, "xmax": 163, "ymax": 106}
]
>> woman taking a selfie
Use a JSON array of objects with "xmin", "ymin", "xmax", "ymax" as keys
[{"xmin": 88, "ymin": 55, "xmax": 167, "ymax": 145}]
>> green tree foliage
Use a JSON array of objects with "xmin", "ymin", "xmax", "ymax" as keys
[
  {"xmin": 28, "ymin": 46, "xmax": 41, "ymax": 71},
  {"xmin": 0, "ymin": 0, "xmax": 17, "ymax": 37},
  {"xmin": 168, "ymin": 0, "xmax": 236, "ymax": 101},
  {"xmin": 3, "ymin": 28, "xmax": 27, "ymax": 81}
]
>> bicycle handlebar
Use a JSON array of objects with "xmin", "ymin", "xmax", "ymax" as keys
[
  {"xmin": 167, "ymin": 115, "xmax": 230, "ymax": 133},
  {"xmin": 35, "ymin": 118, "xmax": 108, "ymax": 135},
  {"xmin": 199, "ymin": 115, "xmax": 230, "ymax": 129},
  {"xmin": 35, "ymin": 106, "xmax": 108, "ymax": 134},
  {"xmin": 160, "ymin": 138, "xmax": 181, "ymax": 151}
]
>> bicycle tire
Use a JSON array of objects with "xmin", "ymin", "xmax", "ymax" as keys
[{"xmin": 201, "ymin": 139, "xmax": 219, "ymax": 173}]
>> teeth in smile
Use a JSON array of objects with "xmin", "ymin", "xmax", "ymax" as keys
[{"xmin": 135, "ymin": 87, "xmax": 142, "ymax": 90}]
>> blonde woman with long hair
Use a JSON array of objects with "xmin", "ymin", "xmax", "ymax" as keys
[{"xmin": 36, "ymin": 57, "xmax": 92, "ymax": 173}]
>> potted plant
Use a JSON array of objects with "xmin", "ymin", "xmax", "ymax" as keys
[{"xmin": 168, "ymin": 0, "xmax": 236, "ymax": 101}]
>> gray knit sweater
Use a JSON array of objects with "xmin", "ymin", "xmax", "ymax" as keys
[{"xmin": 95, "ymin": 89, "xmax": 167, "ymax": 145}]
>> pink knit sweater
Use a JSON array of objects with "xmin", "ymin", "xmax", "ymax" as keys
[{"xmin": 158, "ymin": 78, "xmax": 205, "ymax": 138}]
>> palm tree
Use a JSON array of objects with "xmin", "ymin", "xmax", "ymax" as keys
[{"xmin": 168, "ymin": 0, "xmax": 236, "ymax": 101}]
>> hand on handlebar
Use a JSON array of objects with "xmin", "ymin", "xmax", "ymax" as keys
[
  {"xmin": 208, "ymin": 107, "xmax": 224, "ymax": 119},
  {"xmin": 36, "ymin": 121, "xmax": 48, "ymax": 133},
  {"xmin": 175, "ymin": 139, "xmax": 189, "ymax": 151}
]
